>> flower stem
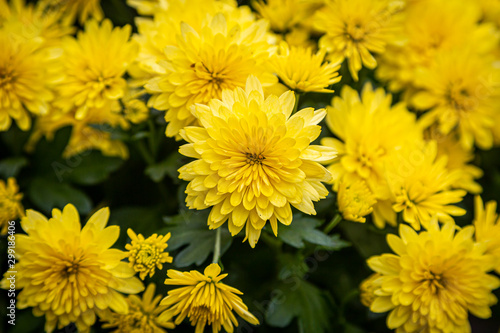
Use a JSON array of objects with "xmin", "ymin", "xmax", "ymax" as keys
[
  {"xmin": 135, "ymin": 140, "xmax": 155, "ymax": 165},
  {"xmin": 212, "ymin": 228, "xmax": 222, "ymax": 264},
  {"xmin": 292, "ymin": 92, "xmax": 302, "ymax": 114},
  {"xmin": 324, "ymin": 214, "xmax": 342, "ymax": 234}
]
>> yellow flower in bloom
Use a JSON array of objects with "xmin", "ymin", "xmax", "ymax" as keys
[
  {"xmin": 122, "ymin": 89, "xmax": 150, "ymax": 124},
  {"xmin": 0, "ymin": 30, "xmax": 60, "ymax": 131},
  {"xmin": 474, "ymin": 196, "xmax": 500, "ymax": 274},
  {"xmin": 127, "ymin": 0, "xmax": 167, "ymax": 16},
  {"xmin": 145, "ymin": 12, "xmax": 276, "ymax": 138},
  {"xmin": 432, "ymin": 132, "xmax": 483, "ymax": 194},
  {"xmin": 161, "ymin": 263, "xmax": 259, "ymax": 333},
  {"xmin": 27, "ymin": 103, "xmax": 130, "ymax": 159},
  {"xmin": 359, "ymin": 273, "xmax": 381, "ymax": 307},
  {"xmin": 101, "ymin": 283, "xmax": 175, "ymax": 333},
  {"xmin": 178, "ymin": 76, "xmax": 336, "ymax": 247},
  {"xmin": 337, "ymin": 178, "xmax": 376, "ymax": 223},
  {"xmin": 269, "ymin": 42, "xmax": 341, "ymax": 93},
  {"xmin": 315, "ymin": 0, "xmax": 402, "ymax": 81},
  {"xmin": 252, "ymin": 0, "xmax": 323, "ymax": 34},
  {"xmin": 0, "ymin": 204, "xmax": 144, "ymax": 333},
  {"xmin": 321, "ymin": 85, "xmax": 421, "ymax": 228},
  {"xmin": 125, "ymin": 229, "xmax": 173, "ymax": 280},
  {"xmin": 0, "ymin": 177, "xmax": 24, "ymax": 235},
  {"xmin": 39, "ymin": 0, "xmax": 103, "ymax": 24},
  {"xmin": 412, "ymin": 50, "xmax": 500, "ymax": 150},
  {"xmin": 56, "ymin": 19, "xmax": 138, "ymax": 119},
  {"xmin": 366, "ymin": 220, "xmax": 500, "ymax": 333},
  {"xmin": 388, "ymin": 141, "xmax": 466, "ymax": 230},
  {"xmin": 0, "ymin": 0, "xmax": 74, "ymax": 46}
]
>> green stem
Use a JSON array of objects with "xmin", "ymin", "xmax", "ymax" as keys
[
  {"xmin": 147, "ymin": 118, "xmax": 157, "ymax": 160},
  {"xmin": 292, "ymin": 92, "xmax": 301, "ymax": 114},
  {"xmin": 135, "ymin": 140, "xmax": 155, "ymax": 165},
  {"xmin": 212, "ymin": 228, "xmax": 222, "ymax": 264},
  {"xmin": 324, "ymin": 214, "xmax": 342, "ymax": 234}
]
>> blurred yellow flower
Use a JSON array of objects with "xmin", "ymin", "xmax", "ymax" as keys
[
  {"xmin": 388, "ymin": 141, "xmax": 466, "ymax": 230},
  {"xmin": 366, "ymin": 220, "xmax": 499, "ymax": 332},
  {"xmin": 0, "ymin": 177, "xmax": 24, "ymax": 235},
  {"xmin": 161, "ymin": 263, "xmax": 259, "ymax": 333},
  {"xmin": 474, "ymin": 196, "xmax": 500, "ymax": 274},
  {"xmin": 412, "ymin": 50, "xmax": 500, "ymax": 150},
  {"xmin": 39, "ymin": 0, "xmax": 103, "ymax": 24},
  {"xmin": 0, "ymin": 30, "xmax": 60, "ymax": 131},
  {"xmin": 359, "ymin": 273, "xmax": 380, "ymax": 307},
  {"xmin": 337, "ymin": 178, "xmax": 376, "ymax": 223},
  {"xmin": 270, "ymin": 42, "xmax": 341, "ymax": 93},
  {"xmin": 56, "ymin": 19, "xmax": 138, "ymax": 120},
  {"xmin": 101, "ymin": 283, "xmax": 175, "ymax": 333},
  {"xmin": 315, "ymin": 0, "xmax": 402, "ymax": 81},
  {"xmin": 178, "ymin": 76, "xmax": 336, "ymax": 247},
  {"xmin": 126, "ymin": 229, "xmax": 173, "ymax": 280},
  {"xmin": 0, "ymin": 204, "xmax": 144, "ymax": 333},
  {"xmin": 127, "ymin": 0, "xmax": 167, "ymax": 15}
]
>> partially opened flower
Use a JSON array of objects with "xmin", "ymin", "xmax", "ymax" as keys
[
  {"xmin": 125, "ymin": 229, "xmax": 173, "ymax": 280},
  {"xmin": 100, "ymin": 283, "xmax": 175, "ymax": 333},
  {"xmin": 337, "ymin": 178, "xmax": 376, "ymax": 223},
  {"xmin": 0, "ymin": 204, "xmax": 144, "ymax": 333},
  {"xmin": 178, "ymin": 76, "xmax": 336, "ymax": 247},
  {"xmin": 366, "ymin": 220, "xmax": 500, "ymax": 332},
  {"xmin": 161, "ymin": 263, "xmax": 259, "ymax": 333},
  {"xmin": 0, "ymin": 177, "xmax": 24, "ymax": 235}
]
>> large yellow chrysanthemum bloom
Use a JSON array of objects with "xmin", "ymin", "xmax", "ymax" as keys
[
  {"xmin": 100, "ymin": 283, "xmax": 175, "ymax": 333},
  {"xmin": 315, "ymin": 0, "xmax": 402, "ymax": 81},
  {"xmin": 178, "ymin": 76, "xmax": 336, "ymax": 247},
  {"xmin": 412, "ymin": 50, "xmax": 500, "ymax": 150},
  {"xmin": 387, "ymin": 141, "xmax": 466, "ymax": 230},
  {"xmin": 0, "ymin": 0, "xmax": 74, "ymax": 46},
  {"xmin": 39, "ymin": 0, "xmax": 103, "ymax": 24},
  {"xmin": 0, "ymin": 204, "xmax": 144, "ymax": 333},
  {"xmin": 125, "ymin": 229, "xmax": 173, "ymax": 280},
  {"xmin": 27, "ymin": 103, "xmax": 130, "ymax": 159},
  {"xmin": 474, "ymin": 196, "xmax": 500, "ymax": 274},
  {"xmin": 376, "ymin": 0, "xmax": 494, "ymax": 92},
  {"xmin": 56, "ymin": 19, "xmax": 138, "ymax": 119},
  {"xmin": 0, "ymin": 177, "xmax": 24, "ymax": 235},
  {"xmin": 144, "ymin": 12, "xmax": 276, "ymax": 138},
  {"xmin": 161, "ymin": 263, "xmax": 259, "ymax": 333},
  {"xmin": 366, "ymin": 220, "xmax": 500, "ymax": 333},
  {"xmin": 269, "ymin": 42, "xmax": 341, "ymax": 93},
  {"xmin": 321, "ymin": 85, "xmax": 421, "ymax": 228},
  {"xmin": 0, "ymin": 30, "xmax": 60, "ymax": 131}
]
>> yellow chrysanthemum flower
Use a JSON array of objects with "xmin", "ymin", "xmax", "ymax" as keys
[
  {"xmin": 0, "ymin": 0, "xmax": 74, "ymax": 46},
  {"xmin": 125, "ymin": 229, "xmax": 173, "ymax": 280},
  {"xmin": 388, "ymin": 141, "xmax": 466, "ymax": 230},
  {"xmin": 0, "ymin": 30, "xmax": 60, "ymax": 131},
  {"xmin": 39, "ymin": 0, "xmax": 103, "ymax": 24},
  {"xmin": 122, "ymin": 89, "xmax": 150, "ymax": 124},
  {"xmin": 144, "ymin": 12, "xmax": 277, "ymax": 138},
  {"xmin": 432, "ymin": 132, "xmax": 483, "ymax": 194},
  {"xmin": 366, "ymin": 220, "xmax": 500, "ymax": 333},
  {"xmin": 270, "ymin": 42, "xmax": 341, "ymax": 93},
  {"xmin": 56, "ymin": 19, "xmax": 138, "ymax": 120},
  {"xmin": 321, "ymin": 84, "xmax": 421, "ymax": 228},
  {"xmin": 474, "ymin": 196, "xmax": 500, "ymax": 274},
  {"xmin": 0, "ymin": 177, "xmax": 24, "ymax": 235},
  {"xmin": 315, "ymin": 0, "xmax": 402, "ymax": 81},
  {"xmin": 0, "ymin": 204, "xmax": 144, "ymax": 333},
  {"xmin": 100, "ymin": 283, "xmax": 175, "ymax": 333},
  {"xmin": 359, "ymin": 273, "xmax": 381, "ymax": 307},
  {"xmin": 178, "ymin": 76, "xmax": 336, "ymax": 247},
  {"xmin": 412, "ymin": 50, "xmax": 500, "ymax": 150},
  {"xmin": 337, "ymin": 178, "xmax": 376, "ymax": 223},
  {"xmin": 161, "ymin": 263, "xmax": 259, "ymax": 333},
  {"xmin": 27, "ymin": 103, "xmax": 130, "ymax": 159},
  {"xmin": 127, "ymin": 0, "xmax": 167, "ymax": 15}
]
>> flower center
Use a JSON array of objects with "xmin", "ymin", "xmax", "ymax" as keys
[
  {"xmin": 190, "ymin": 305, "xmax": 215, "ymax": 323},
  {"xmin": 245, "ymin": 152, "xmax": 265, "ymax": 165},
  {"xmin": 447, "ymin": 84, "xmax": 474, "ymax": 112},
  {"xmin": 0, "ymin": 67, "xmax": 15, "ymax": 89},
  {"xmin": 422, "ymin": 270, "xmax": 446, "ymax": 294},
  {"xmin": 137, "ymin": 245, "xmax": 157, "ymax": 266},
  {"xmin": 346, "ymin": 22, "xmax": 366, "ymax": 42}
]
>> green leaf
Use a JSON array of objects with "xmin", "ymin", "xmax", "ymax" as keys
[
  {"xmin": 108, "ymin": 206, "xmax": 164, "ymax": 245},
  {"xmin": 27, "ymin": 178, "xmax": 92, "ymax": 214},
  {"xmin": 162, "ymin": 210, "xmax": 232, "ymax": 267},
  {"xmin": 278, "ymin": 214, "xmax": 350, "ymax": 250},
  {"xmin": 0, "ymin": 157, "xmax": 28, "ymax": 178},
  {"xmin": 64, "ymin": 151, "xmax": 124, "ymax": 185},
  {"xmin": 266, "ymin": 279, "xmax": 332, "ymax": 333},
  {"xmin": 145, "ymin": 152, "xmax": 179, "ymax": 182}
]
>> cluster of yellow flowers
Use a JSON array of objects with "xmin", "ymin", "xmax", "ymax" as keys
[{"xmin": 1, "ymin": 0, "xmax": 500, "ymax": 332}]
